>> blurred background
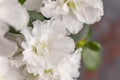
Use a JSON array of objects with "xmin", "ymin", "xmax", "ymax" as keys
[{"xmin": 80, "ymin": 0, "xmax": 120, "ymax": 80}]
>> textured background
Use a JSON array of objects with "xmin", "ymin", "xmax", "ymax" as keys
[{"xmin": 80, "ymin": 0, "xmax": 120, "ymax": 80}]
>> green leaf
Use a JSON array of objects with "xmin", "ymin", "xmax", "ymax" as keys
[
  {"xmin": 28, "ymin": 11, "xmax": 45, "ymax": 21},
  {"xmin": 9, "ymin": 26, "xmax": 20, "ymax": 34},
  {"xmin": 71, "ymin": 24, "xmax": 92, "ymax": 43},
  {"xmin": 82, "ymin": 41, "xmax": 102, "ymax": 71},
  {"xmin": 19, "ymin": 0, "xmax": 26, "ymax": 4},
  {"xmin": 28, "ymin": 11, "xmax": 45, "ymax": 27}
]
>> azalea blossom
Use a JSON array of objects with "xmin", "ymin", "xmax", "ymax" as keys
[
  {"xmin": 21, "ymin": 19, "xmax": 75, "ymax": 75},
  {"xmin": 41, "ymin": 0, "xmax": 104, "ymax": 34}
]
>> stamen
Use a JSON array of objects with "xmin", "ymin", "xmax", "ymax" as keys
[{"xmin": 68, "ymin": 1, "xmax": 76, "ymax": 9}]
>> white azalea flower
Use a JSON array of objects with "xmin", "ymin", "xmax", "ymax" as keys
[
  {"xmin": 0, "ymin": 0, "xmax": 29, "ymax": 30},
  {"xmin": 0, "ymin": 57, "xmax": 25, "ymax": 80},
  {"xmin": 21, "ymin": 19, "xmax": 75, "ymax": 75},
  {"xmin": 41, "ymin": 0, "xmax": 104, "ymax": 34},
  {"xmin": 23, "ymin": 0, "xmax": 43, "ymax": 11}
]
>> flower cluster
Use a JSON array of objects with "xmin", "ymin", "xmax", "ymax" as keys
[{"xmin": 0, "ymin": 0, "xmax": 103, "ymax": 80}]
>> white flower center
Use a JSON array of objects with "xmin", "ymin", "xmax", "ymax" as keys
[
  {"xmin": 68, "ymin": 1, "xmax": 76, "ymax": 8},
  {"xmin": 32, "ymin": 36, "xmax": 49, "ymax": 56},
  {"xmin": 44, "ymin": 68, "xmax": 53, "ymax": 75},
  {"xmin": 40, "ymin": 41, "xmax": 47, "ymax": 49},
  {"xmin": 64, "ymin": 0, "xmax": 76, "ymax": 9}
]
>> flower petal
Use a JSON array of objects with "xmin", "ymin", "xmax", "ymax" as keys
[
  {"xmin": 73, "ymin": 0, "xmax": 104, "ymax": 24},
  {"xmin": 41, "ymin": 1, "xmax": 57, "ymax": 18},
  {"xmin": 55, "ymin": 49, "xmax": 82, "ymax": 80},
  {"xmin": 63, "ymin": 12, "xmax": 83, "ymax": 34},
  {"xmin": 0, "ymin": 0, "xmax": 29, "ymax": 30}
]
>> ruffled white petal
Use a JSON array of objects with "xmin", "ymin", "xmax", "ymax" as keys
[{"xmin": 55, "ymin": 49, "xmax": 82, "ymax": 80}]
